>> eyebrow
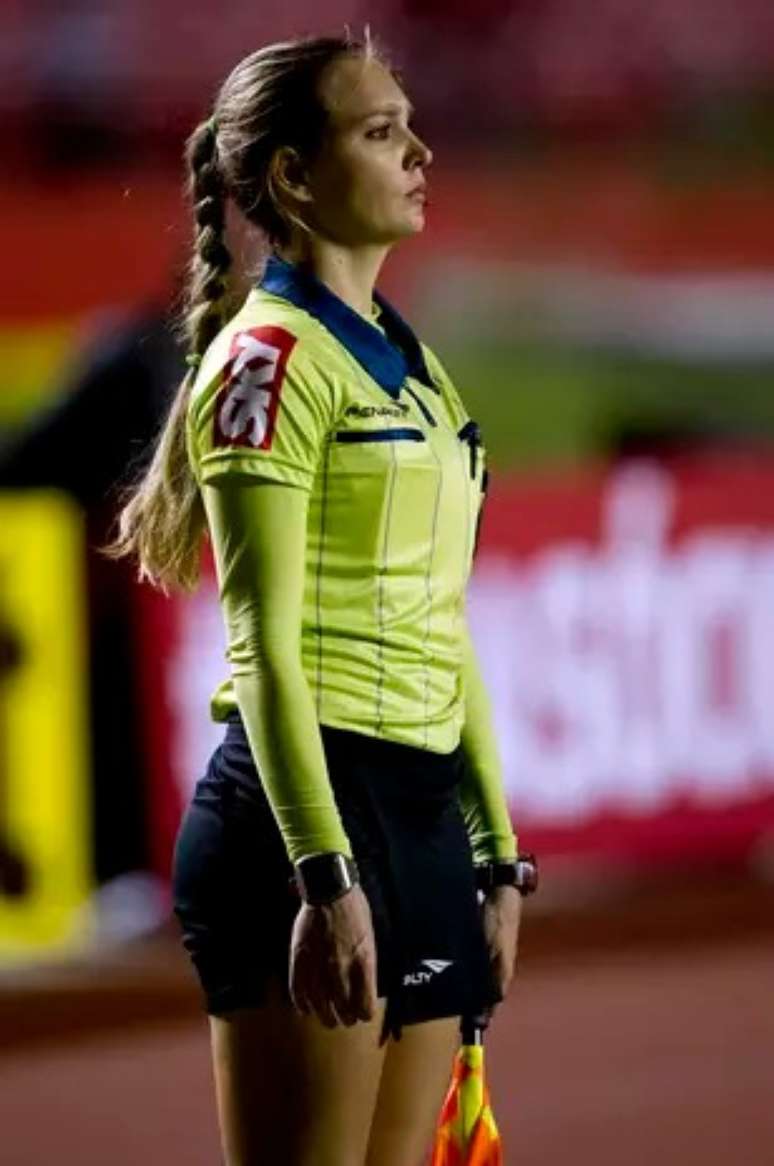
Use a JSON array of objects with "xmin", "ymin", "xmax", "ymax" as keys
[{"xmin": 361, "ymin": 101, "xmax": 415, "ymax": 121}]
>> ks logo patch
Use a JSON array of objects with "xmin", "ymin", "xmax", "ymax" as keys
[{"xmin": 214, "ymin": 326, "xmax": 297, "ymax": 451}]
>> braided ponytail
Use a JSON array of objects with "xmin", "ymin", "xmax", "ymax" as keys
[
  {"xmin": 104, "ymin": 117, "xmax": 233, "ymax": 592},
  {"xmin": 184, "ymin": 118, "xmax": 232, "ymax": 359}
]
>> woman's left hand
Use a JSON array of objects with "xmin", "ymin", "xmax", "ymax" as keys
[{"xmin": 481, "ymin": 884, "xmax": 522, "ymax": 1000}]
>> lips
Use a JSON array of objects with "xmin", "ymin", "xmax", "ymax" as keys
[{"xmin": 407, "ymin": 185, "xmax": 428, "ymax": 203}]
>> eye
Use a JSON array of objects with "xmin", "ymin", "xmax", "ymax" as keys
[{"xmin": 366, "ymin": 122, "xmax": 392, "ymax": 140}]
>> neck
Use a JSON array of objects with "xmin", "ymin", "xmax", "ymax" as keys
[{"xmin": 275, "ymin": 238, "xmax": 391, "ymax": 319}]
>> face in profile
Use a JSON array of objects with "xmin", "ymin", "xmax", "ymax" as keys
[{"xmin": 301, "ymin": 54, "xmax": 433, "ymax": 248}]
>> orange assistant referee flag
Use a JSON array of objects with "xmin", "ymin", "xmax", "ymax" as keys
[{"xmin": 431, "ymin": 1014, "xmax": 503, "ymax": 1166}]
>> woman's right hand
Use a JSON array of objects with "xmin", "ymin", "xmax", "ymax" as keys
[{"xmin": 289, "ymin": 883, "xmax": 378, "ymax": 1027}]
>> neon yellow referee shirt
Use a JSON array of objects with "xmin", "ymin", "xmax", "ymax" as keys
[{"xmin": 187, "ymin": 255, "xmax": 516, "ymax": 863}]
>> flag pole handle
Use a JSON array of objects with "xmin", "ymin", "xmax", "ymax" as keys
[{"xmin": 460, "ymin": 1008, "xmax": 493, "ymax": 1045}]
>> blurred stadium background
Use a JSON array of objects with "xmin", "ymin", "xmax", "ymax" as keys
[{"xmin": 1, "ymin": 3, "xmax": 773, "ymax": 1163}]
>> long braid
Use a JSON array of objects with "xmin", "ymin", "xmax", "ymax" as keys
[
  {"xmin": 104, "ymin": 118, "xmax": 233, "ymax": 592},
  {"xmin": 184, "ymin": 119, "xmax": 232, "ymax": 359}
]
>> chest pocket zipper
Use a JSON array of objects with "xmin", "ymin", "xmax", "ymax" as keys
[
  {"xmin": 457, "ymin": 420, "xmax": 482, "ymax": 478},
  {"xmin": 334, "ymin": 427, "xmax": 427, "ymax": 443}
]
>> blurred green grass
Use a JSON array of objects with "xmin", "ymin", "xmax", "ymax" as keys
[
  {"xmin": 442, "ymin": 340, "xmax": 774, "ymax": 471},
  {"xmin": 3, "ymin": 329, "xmax": 774, "ymax": 475}
]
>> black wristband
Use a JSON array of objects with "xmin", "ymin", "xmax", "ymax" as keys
[
  {"xmin": 293, "ymin": 852, "xmax": 359, "ymax": 906},
  {"xmin": 475, "ymin": 853, "xmax": 538, "ymax": 897}
]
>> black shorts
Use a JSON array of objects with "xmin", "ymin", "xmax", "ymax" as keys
[{"xmin": 171, "ymin": 715, "xmax": 500, "ymax": 1042}]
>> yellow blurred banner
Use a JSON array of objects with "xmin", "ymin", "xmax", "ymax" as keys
[
  {"xmin": 0, "ymin": 323, "xmax": 77, "ymax": 428},
  {"xmin": 0, "ymin": 491, "xmax": 92, "ymax": 959}
]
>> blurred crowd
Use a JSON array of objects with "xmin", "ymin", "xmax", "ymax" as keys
[{"xmin": 4, "ymin": 0, "xmax": 774, "ymax": 167}]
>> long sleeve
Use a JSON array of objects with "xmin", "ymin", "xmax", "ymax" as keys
[
  {"xmin": 458, "ymin": 618, "xmax": 518, "ymax": 863},
  {"xmin": 203, "ymin": 477, "xmax": 352, "ymax": 864}
]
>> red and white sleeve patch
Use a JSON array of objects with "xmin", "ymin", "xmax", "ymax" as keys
[{"xmin": 213, "ymin": 326, "xmax": 297, "ymax": 451}]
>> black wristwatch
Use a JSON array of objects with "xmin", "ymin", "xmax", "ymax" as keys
[
  {"xmin": 293, "ymin": 852, "xmax": 360, "ymax": 906},
  {"xmin": 475, "ymin": 853, "xmax": 538, "ymax": 897}
]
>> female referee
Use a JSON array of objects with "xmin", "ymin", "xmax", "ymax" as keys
[{"xmin": 110, "ymin": 31, "xmax": 529, "ymax": 1166}]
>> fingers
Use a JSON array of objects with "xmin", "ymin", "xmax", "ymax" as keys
[
  {"xmin": 290, "ymin": 949, "xmax": 377, "ymax": 1028},
  {"xmin": 347, "ymin": 945, "xmax": 378, "ymax": 1022},
  {"xmin": 288, "ymin": 955, "xmax": 312, "ymax": 1017},
  {"xmin": 288, "ymin": 888, "xmax": 381, "ymax": 1028},
  {"xmin": 291, "ymin": 966, "xmax": 341, "ymax": 1027},
  {"xmin": 290, "ymin": 952, "xmax": 353, "ymax": 1028},
  {"xmin": 290, "ymin": 982, "xmax": 311, "ymax": 1016},
  {"xmin": 315, "ymin": 987, "xmax": 342, "ymax": 1029},
  {"xmin": 362, "ymin": 963, "xmax": 379, "ymax": 1021},
  {"xmin": 324, "ymin": 944, "xmax": 377, "ymax": 1026},
  {"xmin": 481, "ymin": 891, "xmax": 522, "ymax": 1000},
  {"xmin": 324, "ymin": 960, "xmax": 356, "ymax": 1027},
  {"xmin": 490, "ymin": 942, "xmax": 518, "ymax": 998}
]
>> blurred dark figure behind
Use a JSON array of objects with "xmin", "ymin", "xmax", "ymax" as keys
[{"xmin": 0, "ymin": 306, "xmax": 182, "ymax": 885}]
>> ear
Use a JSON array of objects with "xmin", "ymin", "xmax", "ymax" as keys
[{"xmin": 269, "ymin": 146, "xmax": 313, "ymax": 205}]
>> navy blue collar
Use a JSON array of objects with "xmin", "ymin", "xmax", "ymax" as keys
[{"xmin": 257, "ymin": 254, "xmax": 437, "ymax": 399}]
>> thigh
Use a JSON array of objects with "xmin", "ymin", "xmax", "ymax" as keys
[
  {"xmin": 209, "ymin": 976, "xmax": 389, "ymax": 1166},
  {"xmin": 365, "ymin": 1015, "xmax": 460, "ymax": 1166}
]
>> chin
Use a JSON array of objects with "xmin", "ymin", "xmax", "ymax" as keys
[
  {"xmin": 407, "ymin": 204, "xmax": 427, "ymax": 232},
  {"xmin": 354, "ymin": 200, "xmax": 427, "ymax": 243},
  {"xmin": 393, "ymin": 210, "xmax": 426, "ymax": 238},
  {"xmin": 363, "ymin": 220, "xmax": 424, "ymax": 245}
]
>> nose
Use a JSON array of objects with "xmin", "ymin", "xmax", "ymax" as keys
[{"xmin": 405, "ymin": 129, "xmax": 433, "ymax": 171}]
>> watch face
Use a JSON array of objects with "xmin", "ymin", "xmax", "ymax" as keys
[{"xmin": 516, "ymin": 856, "xmax": 538, "ymax": 894}]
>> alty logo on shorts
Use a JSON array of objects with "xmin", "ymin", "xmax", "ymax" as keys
[
  {"xmin": 214, "ymin": 326, "xmax": 297, "ymax": 451},
  {"xmin": 402, "ymin": 959, "xmax": 454, "ymax": 987}
]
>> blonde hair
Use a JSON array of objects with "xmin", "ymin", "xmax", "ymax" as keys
[{"xmin": 105, "ymin": 31, "xmax": 381, "ymax": 592}]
